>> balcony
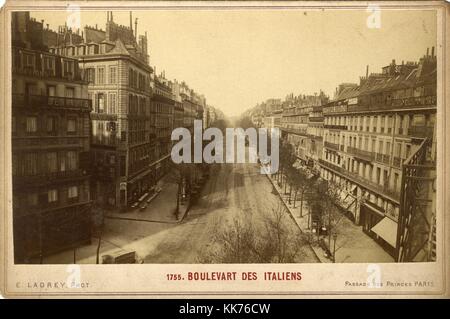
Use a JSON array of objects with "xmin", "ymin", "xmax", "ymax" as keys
[
  {"xmin": 324, "ymin": 124, "xmax": 347, "ymax": 130},
  {"xmin": 280, "ymin": 127, "xmax": 308, "ymax": 136},
  {"xmin": 318, "ymin": 159, "xmax": 400, "ymax": 201},
  {"xmin": 324, "ymin": 141, "xmax": 340, "ymax": 151},
  {"xmin": 13, "ymin": 169, "xmax": 88, "ymax": 188},
  {"xmin": 12, "ymin": 94, "xmax": 92, "ymax": 111},
  {"xmin": 408, "ymin": 126, "xmax": 434, "ymax": 139},
  {"xmin": 318, "ymin": 158, "xmax": 343, "ymax": 173},
  {"xmin": 347, "ymin": 146, "xmax": 375, "ymax": 162},
  {"xmin": 375, "ymin": 153, "xmax": 391, "ymax": 165},
  {"xmin": 347, "ymin": 95, "xmax": 436, "ymax": 112},
  {"xmin": 12, "ymin": 136, "xmax": 85, "ymax": 149},
  {"xmin": 308, "ymin": 116, "xmax": 324, "ymax": 123},
  {"xmin": 12, "ymin": 66, "xmax": 83, "ymax": 81}
]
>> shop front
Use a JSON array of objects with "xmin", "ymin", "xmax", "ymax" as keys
[{"xmin": 360, "ymin": 201, "xmax": 397, "ymax": 256}]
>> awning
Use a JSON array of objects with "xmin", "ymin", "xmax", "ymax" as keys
[{"xmin": 371, "ymin": 217, "xmax": 398, "ymax": 248}]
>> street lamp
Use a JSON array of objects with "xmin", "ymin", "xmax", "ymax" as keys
[{"xmin": 332, "ymin": 233, "xmax": 338, "ymax": 263}]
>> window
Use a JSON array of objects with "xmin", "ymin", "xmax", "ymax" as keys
[
  {"xmin": 47, "ymin": 116, "xmax": 55, "ymax": 133},
  {"xmin": 24, "ymin": 53, "xmax": 34, "ymax": 68},
  {"xmin": 24, "ymin": 153, "xmax": 37, "ymax": 175},
  {"xmin": 67, "ymin": 151, "xmax": 77, "ymax": 170},
  {"xmin": 48, "ymin": 189, "xmax": 58, "ymax": 203},
  {"xmin": 26, "ymin": 117, "xmax": 37, "ymax": 133},
  {"xmin": 109, "ymin": 66, "xmax": 116, "ymax": 84},
  {"xmin": 109, "ymin": 93, "xmax": 116, "ymax": 114},
  {"xmin": 68, "ymin": 186, "xmax": 78, "ymax": 198},
  {"xmin": 387, "ymin": 116, "xmax": 393, "ymax": 133},
  {"xmin": 67, "ymin": 118, "xmax": 77, "ymax": 133},
  {"xmin": 373, "ymin": 116, "xmax": 378, "ymax": 132},
  {"xmin": 97, "ymin": 67, "xmax": 105, "ymax": 85},
  {"xmin": 86, "ymin": 68, "xmax": 95, "ymax": 83},
  {"xmin": 47, "ymin": 85, "xmax": 56, "ymax": 96},
  {"xmin": 121, "ymin": 131, "xmax": 127, "ymax": 142},
  {"xmin": 65, "ymin": 87, "xmax": 75, "ymax": 98},
  {"xmin": 385, "ymin": 142, "xmax": 391, "ymax": 155},
  {"xmin": 63, "ymin": 60, "xmax": 74, "ymax": 77},
  {"xmin": 47, "ymin": 152, "xmax": 58, "ymax": 173},
  {"xmin": 395, "ymin": 143, "xmax": 401, "ymax": 157},
  {"xmin": 378, "ymin": 140, "xmax": 383, "ymax": 154},
  {"xmin": 43, "ymin": 56, "xmax": 55, "ymax": 74},
  {"xmin": 97, "ymin": 93, "xmax": 105, "ymax": 113},
  {"xmin": 60, "ymin": 154, "xmax": 66, "ymax": 171},
  {"xmin": 394, "ymin": 173, "xmax": 399, "ymax": 191},
  {"xmin": 27, "ymin": 193, "xmax": 38, "ymax": 206}
]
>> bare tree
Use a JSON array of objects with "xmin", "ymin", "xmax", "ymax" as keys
[
  {"xmin": 308, "ymin": 180, "xmax": 345, "ymax": 261},
  {"xmin": 198, "ymin": 204, "xmax": 309, "ymax": 263}
]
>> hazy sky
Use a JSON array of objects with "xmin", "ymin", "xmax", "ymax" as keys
[{"xmin": 31, "ymin": 9, "xmax": 437, "ymax": 116}]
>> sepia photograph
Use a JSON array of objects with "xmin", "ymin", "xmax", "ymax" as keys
[{"xmin": 0, "ymin": 0, "xmax": 448, "ymax": 298}]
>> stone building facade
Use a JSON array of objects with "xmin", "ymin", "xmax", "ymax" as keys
[{"xmin": 11, "ymin": 12, "xmax": 92, "ymax": 262}]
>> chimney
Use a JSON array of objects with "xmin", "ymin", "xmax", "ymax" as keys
[
  {"xmin": 130, "ymin": 12, "xmax": 133, "ymax": 31},
  {"xmin": 431, "ymin": 46, "xmax": 435, "ymax": 57},
  {"xmin": 95, "ymin": 24, "xmax": 97, "ymax": 29},
  {"xmin": 135, "ymin": 18, "xmax": 138, "ymax": 38},
  {"xmin": 366, "ymin": 65, "xmax": 369, "ymax": 78},
  {"xmin": 46, "ymin": 24, "xmax": 49, "ymax": 30},
  {"xmin": 426, "ymin": 47, "xmax": 429, "ymax": 56}
]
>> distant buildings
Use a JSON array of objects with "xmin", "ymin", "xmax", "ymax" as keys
[
  {"xmin": 249, "ymin": 50, "xmax": 437, "ymax": 262},
  {"xmin": 11, "ymin": 12, "xmax": 92, "ymax": 262}
]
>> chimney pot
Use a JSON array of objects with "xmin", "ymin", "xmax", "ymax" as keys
[
  {"xmin": 426, "ymin": 47, "xmax": 429, "ymax": 56},
  {"xmin": 431, "ymin": 46, "xmax": 435, "ymax": 57}
]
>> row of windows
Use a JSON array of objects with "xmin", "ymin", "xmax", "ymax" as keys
[
  {"xmin": 325, "ymin": 133, "xmax": 412, "ymax": 158},
  {"xmin": 129, "ymin": 68, "xmax": 148, "ymax": 91},
  {"xmin": 89, "ymin": 92, "xmax": 117, "ymax": 114},
  {"xmin": 85, "ymin": 66, "xmax": 117, "ymax": 85},
  {"xmin": 129, "ymin": 94, "xmax": 149, "ymax": 115},
  {"xmin": 325, "ymin": 113, "xmax": 432, "ymax": 135},
  {"xmin": 20, "ymin": 186, "xmax": 79, "ymax": 208},
  {"xmin": 324, "ymin": 153, "xmax": 401, "ymax": 194},
  {"xmin": 12, "ymin": 151, "xmax": 78, "ymax": 176},
  {"xmin": 12, "ymin": 116, "xmax": 78, "ymax": 134}
]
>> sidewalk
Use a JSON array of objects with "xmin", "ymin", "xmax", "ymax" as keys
[
  {"xmin": 106, "ymin": 176, "xmax": 190, "ymax": 224},
  {"xmin": 264, "ymin": 169, "xmax": 394, "ymax": 263}
]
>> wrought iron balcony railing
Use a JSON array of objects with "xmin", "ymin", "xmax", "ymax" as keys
[
  {"xmin": 324, "ymin": 124, "xmax": 347, "ymax": 130},
  {"xmin": 13, "ymin": 169, "xmax": 87, "ymax": 187},
  {"xmin": 347, "ymin": 95, "xmax": 436, "ymax": 112},
  {"xmin": 324, "ymin": 141, "xmax": 340, "ymax": 151},
  {"xmin": 12, "ymin": 94, "xmax": 92, "ymax": 111},
  {"xmin": 318, "ymin": 158, "xmax": 400, "ymax": 201},
  {"xmin": 347, "ymin": 146, "xmax": 375, "ymax": 161}
]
